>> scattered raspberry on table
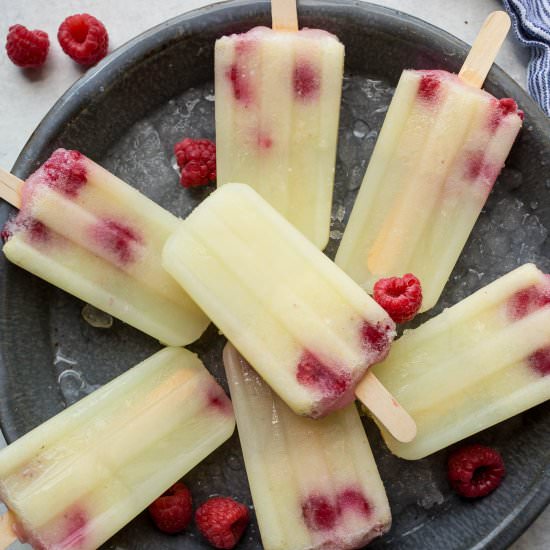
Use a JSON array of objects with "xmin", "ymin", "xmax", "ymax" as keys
[
  {"xmin": 174, "ymin": 138, "xmax": 216, "ymax": 188},
  {"xmin": 58, "ymin": 13, "xmax": 108, "ymax": 66},
  {"xmin": 148, "ymin": 482, "xmax": 193, "ymax": 534},
  {"xmin": 5, "ymin": 25, "xmax": 49, "ymax": 68},
  {"xmin": 195, "ymin": 496, "xmax": 250, "ymax": 549},
  {"xmin": 373, "ymin": 273, "xmax": 423, "ymax": 324},
  {"xmin": 447, "ymin": 444, "xmax": 506, "ymax": 498}
]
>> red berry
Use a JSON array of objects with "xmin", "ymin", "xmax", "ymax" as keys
[
  {"xmin": 5, "ymin": 25, "xmax": 49, "ymax": 68},
  {"xmin": 148, "ymin": 482, "xmax": 193, "ymax": 534},
  {"xmin": 57, "ymin": 14, "xmax": 108, "ymax": 66},
  {"xmin": 174, "ymin": 138, "xmax": 216, "ymax": 188},
  {"xmin": 195, "ymin": 496, "xmax": 249, "ymax": 549},
  {"xmin": 1, "ymin": 226, "xmax": 12, "ymax": 242},
  {"xmin": 447, "ymin": 444, "xmax": 506, "ymax": 499},
  {"xmin": 373, "ymin": 273, "xmax": 422, "ymax": 324}
]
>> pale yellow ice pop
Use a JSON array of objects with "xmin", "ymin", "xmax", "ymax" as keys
[
  {"xmin": 224, "ymin": 344, "xmax": 391, "ymax": 550},
  {"xmin": 0, "ymin": 347, "xmax": 235, "ymax": 549},
  {"xmin": 373, "ymin": 264, "xmax": 550, "ymax": 459},
  {"xmin": 336, "ymin": 12, "xmax": 522, "ymax": 311},
  {"xmin": 162, "ymin": 183, "xmax": 397, "ymax": 421},
  {"xmin": 215, "ymin": 0, "xmax": 344, "ymax": 249},
  {"xmin": 0, "ymin": 150, "xmax": 209, "ymax": 345}
]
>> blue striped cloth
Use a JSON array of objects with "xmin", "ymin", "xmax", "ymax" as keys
[{"xmin": 503, "ymin": 0, "xmax": 550, "ymax": 116}]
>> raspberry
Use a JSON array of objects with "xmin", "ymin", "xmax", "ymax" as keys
[
  {"xmin": 148, "ymin": 482, "xmax": 193, "ymax": 534},
  {"xmin": 1, "ymin": 226, "xmax": 12, "ymax": 242},
  {"xmin": 195, "ymin": 496, "xmax": 249, "ymax": 549},
  {"xmin": 57, "ymin": 14, "xmax": 108, "ymax": 66},
  {"xmin": 174, "ymin": 138, "xmax": 216, "ymax": 188},
  {"xmin": 373, "ymin": 273, "xmax": 422, "ymax": 323},
  {"xmin": 5, "ymin": 25, "xmax": 49, "ymax": 68},
  {"xmin": 447, "ymin": 444, "xmax": 506, "ymax": 498}
]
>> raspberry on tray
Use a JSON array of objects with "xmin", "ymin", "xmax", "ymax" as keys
[
  {"xmin": 447, "ymin": 444, "xmax": 506, "ymax": 498},
  {"xmin": 195, "ymin": 496, "xmax": 250, "ymax": 549}
]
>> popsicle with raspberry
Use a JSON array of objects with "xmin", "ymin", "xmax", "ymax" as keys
[
  {"xmin": 215, "ymin": 0, "xmax": 344, "ymax": 249},
  {"xmin": 224, "ymin": 343, "xmax": 391, "ymax": 550},
  {"xmin": 336, "ymin": 12, "xmax": 523, "ymax": 311},
  {"xmin": 372, "ymin": 264, "xmax": 550, "ymax": 460},
  {"xmin": 0, "ymin": 149, "xmax": 209, "ymax": 345},
  {"xmin": 0, "ymin": 347, "xmax": 235, "ymax": 549},
  {"xmin": 163, "ymin": 183, "xmax": 416, "ymax": 441}
]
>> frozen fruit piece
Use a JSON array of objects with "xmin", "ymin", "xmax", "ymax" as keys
[
  {"xmin": 41, "ymin": 149, "xmax": 87, "ymax": 197},
  {"xmin": 5, "ymin": 24, "xmax": 49, "ymax": 68},
  {"xmin": 149, "ymin": 482, "xmax": 193, "ymax": 534},
  {"xmin": 2, "ymin": 148, "xmax": 209, "ymax": 346},
  {"xmin": 58, "ymin": 13, "xmax": 108, "ymax": 66},
  {"xmin": 195, "ymin": 496, "xmax": 249, "ymax": 549},
  {"xmin": 215, "ymin": 26, "xmax": 344, "ymax": 249},
  {"xmin": 0, "ymin": 348, "xmax": 235, "ymax": 549},
  {"xmin": 372, "ymin": 264, "xmax": 550, "ymax": 460},
  {"xmin": 162, "ymin": 184, "xmax": 395, "ymax": 418},
  {"xmin": 448, "ymin": 444, "xmax": 505, "ymax": 498},
  {"xmin": 336, "ymin": 69, "xmax": 523, "ymax": 312},
  {"xmin": 373, "ymin": 273, "xmax": 422, "ymax": 323},
  {"xmin": 224, "ymin": 344, "xmax": 391, "ymax": 550},
  {"xmin": 174, "ymin": 138, "xmax": 216, "ymax": 188}
]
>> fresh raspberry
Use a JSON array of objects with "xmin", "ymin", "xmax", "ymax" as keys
[
  {"xmin": 174, "ymin": 138, "xmax": 216, "ymax": 188},
  {"xmin": 447, "ymin": 444, "xmax": 506, "ymax": 499},
  {"xmin": 5, "ymin": 25, "xmax": 49, "ymax": 68},
  {"xmin": 148, "ymin": 482, "xmax": 193, "ymax": 534},
  {"xmin": 373, "ymin": 273, "xmax": 422, "ymax": 323},
  {"xmin": 57, "ymin": 14, "xmax": 108, "ymax": 66},
  {"xmin": 195, "ymin": 496, "xmax": 249, "ymax": 549}
]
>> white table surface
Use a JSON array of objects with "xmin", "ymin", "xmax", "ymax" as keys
[{"xmin": 0, "ymin": 0, "xmax": 547, "ymax": 548}]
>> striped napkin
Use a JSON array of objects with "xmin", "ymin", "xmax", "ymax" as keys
[{"xmin": 503, "ymin": 0, "xmax": 550, "ymax": 116}]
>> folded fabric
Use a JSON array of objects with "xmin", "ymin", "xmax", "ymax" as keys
[{"xmin": 503, "ymin": 0, "xmax": 550, "ymax": 116}]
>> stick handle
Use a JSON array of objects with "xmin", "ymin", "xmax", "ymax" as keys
[
  {"xmin": 458, "ymin": 11, "xmax": 511, "ymax": 88},
  {"xmin": 271, "ymin": 0, "xmax": 298, "ymax": 32},
  {"xmin": 0, "ymin": 168, "xmax": 23, "ymax": 209},
  {"xmin": 355, "ymin": 372, "xmax": 417, "ymax": 443},
  {"xmin": 0, "ymin": 511, "xmax": 18, "ymax": 549}
]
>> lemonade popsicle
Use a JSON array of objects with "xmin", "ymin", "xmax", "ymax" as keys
[
  {"xmin": 215, "ymin": 0, "xmax": 344, "ymax": 249},
  {"xmin": 224, "ymin": 344, "xmax": 391, "ymax": 550},
  {"xmin": 336, "ymin": 13, "xmax": 522, "ymax": 311},
  {"xmin": 0, "ymin": 347, "xmax": 235, "ymax": 550},
  {"xmin": 373, "ymin": 264, "xmax": 550, "ymax": 459},
  {"xmin": 162, "ymin": 183, "xmax": 395, "ymax": 419},
  {"xmin": 1, "ymin": 149, "xmax": 209, "ymax": 345}
]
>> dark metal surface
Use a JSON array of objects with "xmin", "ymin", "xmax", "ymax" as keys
[{"xmin": 0, "ymin": 1, "xmax": 549, "ymax": 548}]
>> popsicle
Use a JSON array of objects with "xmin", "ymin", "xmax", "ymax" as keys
[
  {"xmin": 336, "ymin": 12, "xmax": 523, "ymax": 311},
  {"xmin": 372, "ymin": 264, "xmax": 550, "ymax": 460},
  {"xmin": 215, "ymin": 0, "xmax": 344, "ymax": 249},
  {"xmin": 162, "ymin": 183, "xmax": 415, "ymax": 440},
  {"xmin": 0, "ymin": 149, "xmax": 209, "ymax": 346},
  {"xmin": 224, "ymin": 344, "xmax": 391, "ymax": 550},
  {"xmin": 0, "ymin": 347, "xmax": 235, "ymax": 550}
]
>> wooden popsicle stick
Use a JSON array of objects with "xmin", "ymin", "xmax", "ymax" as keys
[
  {"xmin": 355, "ymin": 372, "xmax": 417, "ymax": 443},
  {"xmin": 0, "ymin": 167, "xmax": 23, "ymax": 209},
  {"xmin": 271, "ymin": 0, "xmax": 298, "ymax": 32},
  {"xmin": 458, "ymin": 11, "xmax": 511, "ymax": 88},
  {"xmin": 0, "ymin": 511, "xmax": 17, "ymax": 549}
]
